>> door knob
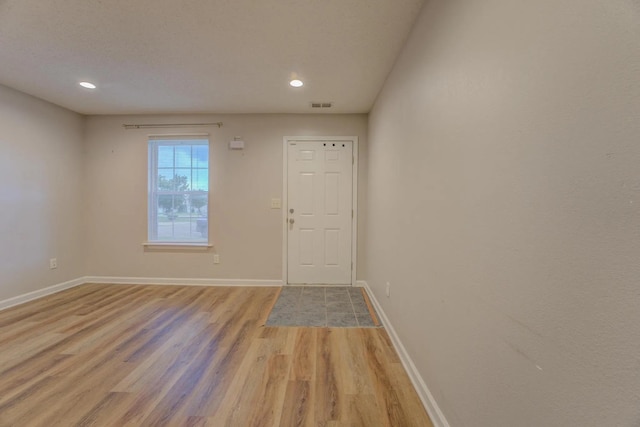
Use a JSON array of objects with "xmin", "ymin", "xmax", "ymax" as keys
[{"xmin": 289, "ymin": 218, "xmax": 295, "ymax": 224}]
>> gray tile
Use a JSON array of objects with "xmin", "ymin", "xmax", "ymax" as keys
[
  {"xmin": 302, "ymin": 287, "xmax": 325, "ymax": 295},
  {"xmin": 302, "ymin": 293, "xmax": 326, "ymax": 303},
  {"xmin": 276, "ymin": 295, "xmax": 300, "ymax": 306},
  {"xmin": 279, "ymin": 289, "xmax": 299, "ymax": 299},
  {"xmin": 296, "ymin": 311, "xmax": 327, "ymax": 327},
  {"xmin": 280, "ymin": 287, "xmax": 303, "ymax": 298},
  {"xmin": 267, "ymin": 286, "xmax": 379, "ymax": 328},
  {"xmin": 352, "ymin": 300, "xmax": 370, "ymax": 314},
  {"xmin": 327, "ymin": 312, "xmax": 358, "ymax": 327},
  {"xmin": 348, "ymin": 287, "xmax": 364, "ymax": 296},
  {"xmin": 278, "ymin": 291, "xmax": 300, "ymax": 300},
  {"xmin": 301, "ymin": 300, "xmax": 325, "ymax": 310},
  {"xmin": 298, "ymin": 304, "xmax": 326, "ymax": 315},
  {"xmin": 272, "ymin": 300, "xmax": 299, "ymax": 312},
  {"xmin": 326, "ymin": 293, "xmax": 349, "ymax": 303},
  {"xmin": 356, "ymin": 313, "xmax": 376, "ymax": 327},
  {"xmin": 299, "ymin": 299, "xmax": 325, "ymax": 311},
  {"xmin": 301, "ymin": 299, "xmax": 324, "ymax": 308},
  {"xmin": 266, "ymin": 312, "xmax": 299, "ymax": 326},
  {"xmin": 326, "ymin": 301, "xmax": 353, "ymax": 313},
  {"xmin": 349, "ymin": 292, "xmax": 366, "ymax": 304}
]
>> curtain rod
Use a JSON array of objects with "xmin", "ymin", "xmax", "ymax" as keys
[{"xmin": 122, "ymin": 122, "xmax": 223, "ymax": 130}]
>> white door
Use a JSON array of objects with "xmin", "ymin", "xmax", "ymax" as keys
[{"xmin": 287, "ymin": 140, "xmax": 353, "ymax": 285}]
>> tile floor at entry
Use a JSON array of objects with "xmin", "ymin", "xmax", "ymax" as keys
[{"xmin": 266, "ymin": 286, "xmax": 379, "ymax": 327}]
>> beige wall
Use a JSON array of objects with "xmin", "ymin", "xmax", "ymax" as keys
[
  {"xmin": 84, "ymin": 114, "xmax": 367, "ymax": 280},
  {"xmin": 0, "ymin": 84, "xmax": 85, "ymax": 300},
  {"xmin": 366, "ymin": 0, "xmax": 640, "ymax": 425}
]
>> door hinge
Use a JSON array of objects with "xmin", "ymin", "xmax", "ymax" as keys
[
  {"xmin": 352, "ymin": 156, "xmax": 355, "ymax": 165},
  {"xmin": 352, "ymin": 209, "xmax": 354, "ymax": 219}
]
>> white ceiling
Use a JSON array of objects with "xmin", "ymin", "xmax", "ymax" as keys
[{"xmin": 0, "ymin": 0, "xmax": 424, "ymax": 115}]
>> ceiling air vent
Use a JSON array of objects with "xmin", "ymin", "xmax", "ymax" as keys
[{"xmin": 310, "ymin": 102, "xmax": 333, "ymax": 109}]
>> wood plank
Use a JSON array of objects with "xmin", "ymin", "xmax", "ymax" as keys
[
  {"xmin": 289, "ymin": 328, "xmax": 316, "ymax": 381},
  {"xmin": 0, "ymin": 284, "xmax": 433, "ymax": 426},
  {"xmin": 315, "ymin": 328, "xmax": 343, "ymax": 424},
  {"xmin": 279, "ymin": 380, "xmax": 315, "ymax": 427},
  {"xmin": 360, "ymin": 288, "xmax": 381, "ymax": 326}
]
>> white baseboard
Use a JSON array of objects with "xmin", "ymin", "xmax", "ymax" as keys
[
  {"xmin": 0, "ymin": 275, "xmax": 446, "ymax": 426},
  {"xmin": 0, "ymin": 276, "xmax": 283, "ymax": 312},
  {"xmin": 84, "ymin": 276, "xmax": 284, "ymax": 287},
  {"xmin": 361, "ymin": 281, "xmax": 450, "ymax": 427},
  {"xmin": 0, "ymin": 277, "xmax": 86, "ymax": 312}
]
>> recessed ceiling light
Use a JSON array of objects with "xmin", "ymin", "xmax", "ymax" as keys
[
  {"xmin": 79, "ymin": 81, "xmax": 97, "ymax": 89},
  {"xmin": 289, "ymin": 79, "xmax": 304, "ymax": 88}
]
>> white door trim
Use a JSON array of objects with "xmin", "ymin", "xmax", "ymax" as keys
[{"xmin": 282, "ymin": 136, "xmax": 358, "ymax": 286}]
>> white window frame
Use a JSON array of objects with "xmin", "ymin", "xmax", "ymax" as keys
[{"xmin": 146, "ymin": 135, "xmax": 211, "ymax": 247}]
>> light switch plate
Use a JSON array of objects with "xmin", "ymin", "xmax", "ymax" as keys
[{"xmin": 271, "ymin": 198, "xmax": 281, "ymax": 209}]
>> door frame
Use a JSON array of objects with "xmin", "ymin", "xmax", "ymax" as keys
[{"xmin": 282, "ymin": 136, "xmax": 358, "ymax": 286}]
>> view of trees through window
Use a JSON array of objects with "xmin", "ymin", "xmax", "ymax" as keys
[{"xmin": 148, "ymin": 139, "xmax": 209, "ymax": 242}]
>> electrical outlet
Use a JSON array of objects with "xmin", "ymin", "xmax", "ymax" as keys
[
  {"xmin": 49, "ymin": 258, "xmax": 58, "ymax": 269},
  {"xmin": 213, "ymin": 254, "xmax": 220, "ymax": 264},
  {"xmin": 386, "ymin": 282, "xmax": 390, "ymax": 297},
  {"xmin": 270, "ymin": 198, "xmax": 281, "ymax": 209}
]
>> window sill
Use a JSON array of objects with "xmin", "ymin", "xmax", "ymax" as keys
[{"xmin": 142, "ymin": 242, "xmax": 213, "ymax": 251}]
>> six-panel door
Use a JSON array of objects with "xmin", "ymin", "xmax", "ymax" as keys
[{"xmin": 287, "ymin": 140, "xmax": 353, "ymax": 285}]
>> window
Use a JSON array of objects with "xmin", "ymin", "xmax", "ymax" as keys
[{"xmin": 148, "ymin": 137, "xmax": 209, "ymax": 243}]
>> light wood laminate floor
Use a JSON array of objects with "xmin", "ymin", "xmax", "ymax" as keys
[{"xmin": 0, "ymin": 284, "xmax": 433, "ymax": 426}]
